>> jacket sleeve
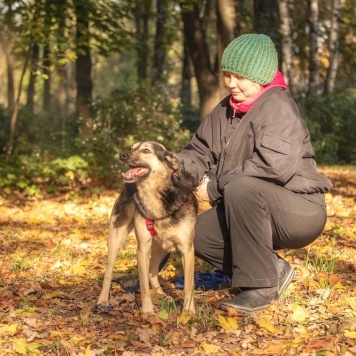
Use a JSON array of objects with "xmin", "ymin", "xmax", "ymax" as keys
[
  {"xmin": 218, "ymin": 94, "xmax": 305, "ymax": 192},
  {"xmin": 178, "ymin": 114, "xmax": 220, "ymax": 182}
]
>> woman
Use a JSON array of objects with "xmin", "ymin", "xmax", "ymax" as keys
[{"xmin": 178, "ymin": 34, "xmax": 332, "ymax": 312}]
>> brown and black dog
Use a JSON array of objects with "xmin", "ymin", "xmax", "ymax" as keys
[{"xmin": 97, "ymin": 141, "xmax": 198, "ymax": 316}]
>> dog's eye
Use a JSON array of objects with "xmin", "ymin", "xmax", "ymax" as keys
[{"xmin": 141, "ymin": 148, "xmax": 151, "ymax": 154}]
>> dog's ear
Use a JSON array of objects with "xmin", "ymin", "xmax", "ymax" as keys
[{"xmin": 164, "ymin": 152, "xmax": 180, "ymax": 172}]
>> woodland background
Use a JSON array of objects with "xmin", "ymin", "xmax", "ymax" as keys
[{"xmin": 0, "ymin": 0, "xmax": 356, "ymax": 195}]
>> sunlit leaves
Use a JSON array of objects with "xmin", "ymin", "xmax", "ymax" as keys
[
  {"xmin": 0, "ymin": 166, "xmax": 355, "ymax": 354},
  {"xmin": 217, "ymin": 315, "xmax": 238, "ymax": 331},
  {"xmin": 257, "ymin": 318, "xmax": 282, "ymax": 334},
  {"xmin": 290, "ymin": 304, "xmax": 308, "ymax": 323}
]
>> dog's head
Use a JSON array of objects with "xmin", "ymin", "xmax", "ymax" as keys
[{"xmin": 120, "ymin": 141, "xmax": 180, "ymax": 184}]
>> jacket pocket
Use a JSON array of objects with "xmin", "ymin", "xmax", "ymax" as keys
[{"xmin": 261, "ymin": 134, "xmax": 291, "ymax": 154}]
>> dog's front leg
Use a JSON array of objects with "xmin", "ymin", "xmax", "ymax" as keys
[
  {"xmin": 97, "ymin": 212, "xmax": 134, "ymax": 306},
  {"xmin": 181, "ymin": 244, "xmax": 195, "ymax": 314},
  {"xmin": 135, "ymin": 218, "xmax": 155, "ymax": 316},
  {"xmin": 149, "ymin": 240, "xmax": 169, "ymax": 295}
]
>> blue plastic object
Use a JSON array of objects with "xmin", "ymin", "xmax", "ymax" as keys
[{"xmin": 174, "ymin": 270, "xmax": 231, "ymax": 291}]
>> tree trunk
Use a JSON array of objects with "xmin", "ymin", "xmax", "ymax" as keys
[
  {"xmin": 152, "ymin": 0, "xmax": 167, "ymax": 84},
  {"xmin": 26, "ymin": 43, "xmax": 40, "ymax": 115},
  {"xmin": 253, "ymin": 0, "xmax": 280, "ymax": 42},
  {"xmin": 180, "ymin": 2, "xmax": 220, "ymax": 120},
  {"xmin": 307, "ymin": 0, "xmax": 320, "ymax": 95},
  {"xmin": 0, "ymin": 31, "xmax": 15, "ymax": 111},
  {"xmin": 43, "ymin": 44, "xmax": 51, "ymax": 113},
  {"xmin": 217, "ymin": 0, "xmax": 236, "ymax": 52},
  {"xmin": 55, "ymin": 0, "xmax": 69, "ymax": 119},
  {"xmin": 217, "ymin": 0, "xmax": 237, "ymax": 98},
  {"xmin": 74, "ymin": 0, "xmax": 93, "ymax": 118},
  {"xmin": 134, "ymin": 0, "xmax": 151, "ymax": 81},
  {"xmin": 324, "ymin": 0, "xmax": 341, "ymax": 94},
  {"xmin": 278, "ymin": 0, "xmax": 299, "ymax": 99},
  {"xmin": 180, "ymin": 38, "xmax": 192, "ymax": 107},
  {"xmin": 6, "ymin": 50, "xmax": 31, "ymax": 161}
]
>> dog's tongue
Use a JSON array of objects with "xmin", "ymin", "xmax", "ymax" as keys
[{"xmin": 122, "ymin": 166, "xmax": 148, "ymax": 180}]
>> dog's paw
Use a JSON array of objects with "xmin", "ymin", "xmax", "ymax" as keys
[
  {"xmin": 142, "ymin": 309, "xmax": 156, "ymax": 319},
  {"xmin": 95, "ymin": 303, "xmax": 113, "ymax": 311},
  {"xmin": 178, "ymin": 309, "xmax": 196, "ymax": 324},
  {"xmin": 181, "ymin": 308, "xmax": 195, "ymax": 316},
  {"xmin": 97, "ymin": 299, "xmax": 110, "ymax": 307}
]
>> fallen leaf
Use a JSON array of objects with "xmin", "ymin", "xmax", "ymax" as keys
[
  {"xmin": 137, "ymin": 328, "xmax": 152, "ymax": 347},
  {"xmin": 14, "ymin": 308, "xmax": 37, "ymax": 317},
  {"xmin": 218, "ymin": 314, "xmax": 238, "ymax": 331},
  {"xmin": 201, "ymin": 342, "xmax": 220, "ymax": 353},
  {"xmin": 344, "ymin": 330, "xmax": 356, "ymax": 339},
  {"xmin": 156, "ymin": 309, "xmax": 169, "ymax": 320},
  {"xmin": 72, "ymin": 261, "xmax": 87, "ymax": 275},
  {"xmin": 257, "ymin": 319, "xmax": 282, "ymax": 334},
  {"xmin": 178, "ymin": 312, "xmax": 193, "ymax": 324},
  {"xmin": 146, "ymin": 315, "xmax": 166, "ymax": 326},
  {"xmin": 130, "ymin": 339, "xmax": 147, "ymax": 348},
  {"xmin": 13, "ymin": 338, "xmax": 41, "ymax": 355},
  {"xmin": 251, "ymin": 340, "xmax": 288, "ymax": 354},
  {"xmin": 290, "ymin": 304, "xmax": 307, "ymax": 323},
  {"xmin": 1, "ymin": 323, "xmax": 18, "ymax": 336}
]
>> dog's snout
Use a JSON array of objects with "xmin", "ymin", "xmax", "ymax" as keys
[{"xmin": 120, "ymin": 152, "xmax": 129, "ymax": 161}]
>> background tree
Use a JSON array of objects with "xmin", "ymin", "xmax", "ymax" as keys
[
  {"xmin": 0, "ymin": 0, "xmax": 355, "ymax": 174},
  {"xmin": 180, "ymin": 0, "xmax": 237, "ymax": 119},
  {"xmin": 74, "ymin": 0, "xmax": 93, "ymax": 118},
  {"xmin": 0, "ymin": 0, "xmax": 17, "ymax": 112},
  {"xmin": 26, "ymin": 43, "xmax": 39, "ymax": 115},
  {"xmin": 278, "ymin": 0, "xmax": 299, "ymax": 99},
  {"xmin": 307, "ymin": 0, "xmax": 320, "ymax": 95},
  {"xmin": 134, "ymin": 0, "xmax": 151, "ymax": 81},
  {"xmin": 324, "ymin": 0, "xmax": 341, "ymax": 95},
  {"xmin": 180, "ymin": 38, "xmax": 192, "ymax": 108},
  {"xmin": 253, "ymin": 0, "xmax": 279, "ymax": 41},
  {"xmin": 180, "ymin": 1, "xmax": 219, "ymax": 120},
  {"xmin": 216, "ymin": 0, "xmax": 237, "ymax": 97},
  {"xmin": 152, "ymin": 0, "xmax": 167, "ymax": 84}
]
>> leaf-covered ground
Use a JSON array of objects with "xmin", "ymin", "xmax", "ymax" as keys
[{"xmin": 0, "ymin": 166, "xmax": 355, "ymax": 356}]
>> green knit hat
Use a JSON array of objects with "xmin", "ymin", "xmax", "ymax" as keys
[{"xmin": 221, "ymin": 34, "xmax": 278, "ymax": 85}]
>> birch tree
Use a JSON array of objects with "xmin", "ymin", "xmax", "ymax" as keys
[
  {"xmin": 278, "ymin": 0, "xmax": 299, "ymax": 99},
  {"xmin": 217, "ymin": 0, "xmax": 236, "ymax": 98},
  {"xmin": 324, "ymin": 0, "xmax": 341, "ymax": 94},
  {"xmin": 307, "ymin": 0, "xmax": 320, "ymax": 95}
]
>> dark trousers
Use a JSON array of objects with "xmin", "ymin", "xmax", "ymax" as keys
[{"xmin": 194, "ymin": 176, "xmax": 327, "ymax": 289}]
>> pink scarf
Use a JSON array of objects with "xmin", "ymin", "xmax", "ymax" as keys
[{"xmin": 230, "ymin": 71, "xmax": 287, "ymax": 116}]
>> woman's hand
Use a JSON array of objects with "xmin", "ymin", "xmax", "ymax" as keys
[{"xmin": 195, "ymin": 181, "xmax": 211, "ymax": 202}]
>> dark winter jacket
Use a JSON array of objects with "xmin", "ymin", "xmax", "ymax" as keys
[{"xmin": 179, "ymin": 87, "xmax": 332, "ymax": 204}]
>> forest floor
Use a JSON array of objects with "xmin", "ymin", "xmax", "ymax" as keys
[{"xmin": 0, "ymin": 166, "xmax": 355, "ymax": 356}]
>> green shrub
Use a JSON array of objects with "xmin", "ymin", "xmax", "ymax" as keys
[
  {"xmin": 300, "ymin": 89, "xmax": 356, "ymax": 164},
  {"xmin": 76, "ymin": 82, "xmax": 192, "ymax": 179},
  {"xmin": 0, "ymin": 155, "xmax": 90, "ymax": 196},
  {"xmin": 0, "ymin": 83, "xmax": 194, "ymax": 195}
]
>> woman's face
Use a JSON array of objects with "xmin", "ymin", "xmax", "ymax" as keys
[{"xmin": 223, "ymin": 72, "xmax": 262, "ymax": 102}]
